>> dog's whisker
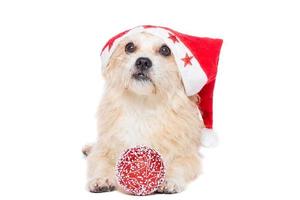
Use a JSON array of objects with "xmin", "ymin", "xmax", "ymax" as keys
[
  {"xmin": 150, "ymin": 80, "xmax": 157, "ymax": 94},
  {"xmin": 124, "ymin": 79, "xmax": 130, "ymax": 90}
]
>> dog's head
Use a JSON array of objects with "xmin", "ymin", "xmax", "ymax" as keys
[{"xmin": 102, "ymin": 32, "xmax": 184, "ymax": 96}]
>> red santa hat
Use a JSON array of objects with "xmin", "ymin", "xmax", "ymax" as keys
[{"xmin": 101, "ymin": 25, "xmax": 223, "ymax": 147}]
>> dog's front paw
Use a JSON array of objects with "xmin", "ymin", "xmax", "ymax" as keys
[
  {"xmin": 88, "ymin": 178, "xmax": 115, "ymax": 193},
  {"xmin": 156, "ymin": 180, "xmax": 185, "ymax": 194}
]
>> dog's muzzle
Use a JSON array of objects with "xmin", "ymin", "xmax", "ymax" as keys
[{"xmin": 132, "ymin": 57, "xmax": 152, "ymax": 81}]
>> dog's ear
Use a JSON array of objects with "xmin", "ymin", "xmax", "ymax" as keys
[
  {"xmin": 102, "ymin": 58, "xmax": 112, "ymax": 79},
  {"xmin": 179, "ymin": 74, "xmax": 199, "ymax": 104},
  {"xmin": 101, "ymin": 43, "xmax": 123, "ymax": 79}
]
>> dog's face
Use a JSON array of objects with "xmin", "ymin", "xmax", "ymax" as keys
[{"xmin": 103, "ymin": 32, "xmax": 184, "ymax": 96}]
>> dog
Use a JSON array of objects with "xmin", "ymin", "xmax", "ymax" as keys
[{"xmin": 83, "ymin": 32, "xmax": 204, "ymax": 194}]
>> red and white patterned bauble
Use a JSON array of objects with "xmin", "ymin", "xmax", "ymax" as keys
[{"xmin": 116, "ymin": 146, "xmax": 165, "ymax": 195}]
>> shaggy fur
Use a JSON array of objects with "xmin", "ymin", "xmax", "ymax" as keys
[{"xmin": 84, "ymin": 32, "xmax": 204, "ymax": 194}]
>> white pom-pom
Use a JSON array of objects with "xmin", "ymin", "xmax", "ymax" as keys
[{"xmin": 201, "ymin": 128, "xmax": 218, "ymax": 148}]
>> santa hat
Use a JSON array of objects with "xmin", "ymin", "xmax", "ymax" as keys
[{"xmin": 100, "ymin": 25, "xmax": 223, "ymax": 147}]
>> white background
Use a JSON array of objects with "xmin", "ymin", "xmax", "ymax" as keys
[{"xmin": 0, "ymin": 0, "xmax": 299, "ymax": 199}]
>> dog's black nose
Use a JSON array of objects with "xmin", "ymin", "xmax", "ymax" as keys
[{"xmin": 135, "ymin": 57, "xmax": 152, "ymax": 71}]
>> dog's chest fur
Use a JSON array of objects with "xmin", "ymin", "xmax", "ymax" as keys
[
  {"xmin": 116, "ymin": 99, "xmax": 166, "ymax": 147},
  {"xmin": 118, "ymin": 102, "xmax": 164, "ymax": 146},
  {"xmin": 98, "ymin": 91, "xmax": 202, "ymax": 158}
]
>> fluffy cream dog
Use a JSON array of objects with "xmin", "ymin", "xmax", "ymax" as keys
[{"xmin": 84, "ymin": 32, "xmax": 204, "ymax": 194}]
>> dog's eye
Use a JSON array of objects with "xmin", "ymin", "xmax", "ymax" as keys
[
  {"xmin": 159, "ymin": 45, "xmax": 171, "ymax": 57},
  {"xmin": 125, "ymin": 42, "xmax": 136, "ymax": 53}
]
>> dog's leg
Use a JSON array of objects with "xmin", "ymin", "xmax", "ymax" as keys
[
  {"xmin": 157, "ymin": 153, "xmax": 201, "ymax": 194},
  {"xmin": 86, "ymin": 149, "xmax": 116, "ymax": 193}
]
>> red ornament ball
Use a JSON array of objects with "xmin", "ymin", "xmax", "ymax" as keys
[{"xmin": 116, "ymin": 146, "xmax": 165, "ymax": 195}]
